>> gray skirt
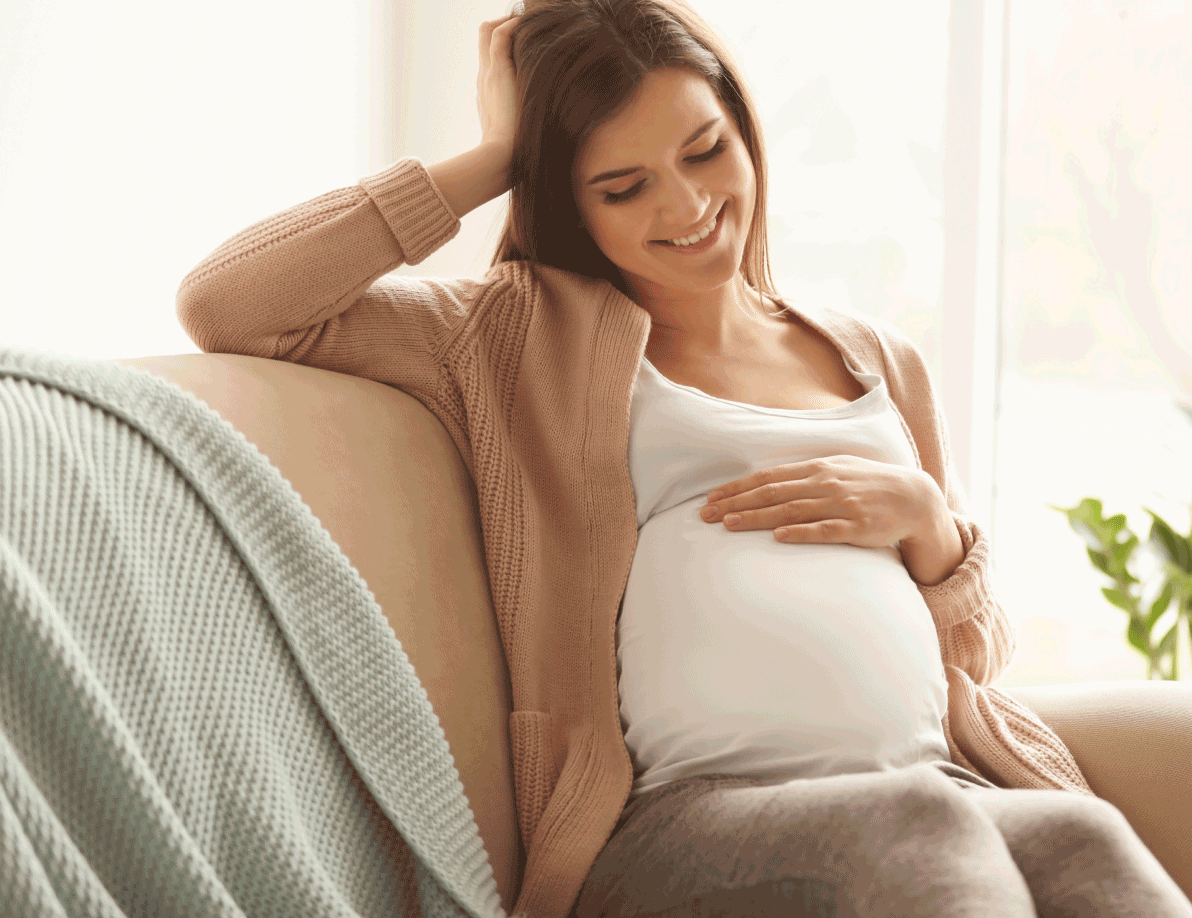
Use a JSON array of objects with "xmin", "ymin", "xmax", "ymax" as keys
[{"xmin": 574, "ymin": 759, "xmax": 1192, "ymax": 918}]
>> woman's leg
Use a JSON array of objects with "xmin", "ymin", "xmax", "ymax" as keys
[
  {"xmin": 575, "ymin": 761, "xmax": 1036, "ymax": 918},
  {"xmin": 961, "ymin": 786, "xmax": 1192, "ymax": 918}
]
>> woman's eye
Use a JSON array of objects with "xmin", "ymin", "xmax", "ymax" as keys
[{"xmin": 601, "ymin": 138, "xmax": 728, "ymax": 205}]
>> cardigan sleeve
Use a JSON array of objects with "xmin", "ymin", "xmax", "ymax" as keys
[
  {"xmin": 866, "ymin": 316, "xmax": 1017, "ymax": 686},
  {"xmin": 920, "ymin": 507, "xmax": 1017, "ymax": 685},
  {"xmin": 175, "ymin": 156, "xmax": 483, "ymax": 410}
]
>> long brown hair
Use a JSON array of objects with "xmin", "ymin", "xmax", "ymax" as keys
[{"xmin": 491, "ymin": 0, "xmax": 786, "ymax": 309}]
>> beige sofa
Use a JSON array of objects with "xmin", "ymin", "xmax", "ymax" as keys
[{"xmin": 114, "ymin": 352, "xmax": 1192, "ymax": 914}]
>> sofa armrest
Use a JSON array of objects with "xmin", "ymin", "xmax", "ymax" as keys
[
  {"xmin": 1003, "ymin": 680, "xmax": 1192, "ymax": 901},
  {"xmin": 112, "ymin": 353, "xmax": 524, "ymax": 914}
]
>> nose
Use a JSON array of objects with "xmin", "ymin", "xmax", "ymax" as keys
[{"xmin": 658, "ymin": 171, "xmax": 712, "ymax": 228}]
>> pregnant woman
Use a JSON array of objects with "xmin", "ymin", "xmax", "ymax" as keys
[{"xmin": 175, "ymin": 1, "xmax": 1192, "ymax": 915}]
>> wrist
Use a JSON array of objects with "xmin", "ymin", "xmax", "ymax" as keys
[
  {"xmin": 901, "ymin": 476, "xmax": 964, "ymax": 586},
  {"xmin": 427, "ymin": 144, "xmax": 511, "ymax": 222},
  {"xmin": 477, "ymin": 140, "xmax": 513, "ymax": 193}
]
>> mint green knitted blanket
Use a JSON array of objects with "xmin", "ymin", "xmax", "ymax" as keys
[{"xmin": 0, "ymin": 347, "xmax": 504, "ymax": 918}]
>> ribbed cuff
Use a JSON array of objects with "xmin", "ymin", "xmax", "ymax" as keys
[
  {"xmin": 358, "ymin": 156, "xmax": 461, "ymax": 266},
  {"xmin": 916, "ymin": 514, "xmax": 996, "ymax": 630}
]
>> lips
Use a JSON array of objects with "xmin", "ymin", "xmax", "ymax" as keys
[{"xmin": 653, "ymin": 203, "xmax": 725, "ymax": 244}]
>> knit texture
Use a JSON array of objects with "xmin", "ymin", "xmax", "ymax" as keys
[
  {"xmin": 175, "ymin": 154, "xmax": 1096, "ymax": 918},
  {"xmin": 0, "ymin": 347, "xmax": 505, "ymax": 918}
]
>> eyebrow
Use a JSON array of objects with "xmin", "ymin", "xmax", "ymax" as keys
[{"xmin": 586, "ymin": 116, "xmax": 723, "ymax": 186}]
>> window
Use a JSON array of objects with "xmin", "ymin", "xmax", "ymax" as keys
[{"xmin": 995, "ymin": 0, "xmax": 1192, "ymax": 684}]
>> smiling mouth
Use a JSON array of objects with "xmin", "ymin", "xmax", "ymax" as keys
[{"xmin": 652, "ymin": 203, "xmax": 726, "ymax": 246}]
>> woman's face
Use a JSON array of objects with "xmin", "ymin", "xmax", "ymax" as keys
[{"xmin": 571, "ymin": 67, "xmax": 756, "ymax": 303}]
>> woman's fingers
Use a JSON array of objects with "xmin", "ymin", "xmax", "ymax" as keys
[
  {"xmin": 479, "ymin": 16, "xmax": 518, "ymax": 80},
  {"xmin": 701, "ymin": 496, "xmax": 836, "ymax": 531},
  {"xmin": 479, "ymin": 16, "xmax": 512, "ymax": 66},
  {"xmin": 479, "ymin": 19, "xmax": 496, "ymax": 70}
]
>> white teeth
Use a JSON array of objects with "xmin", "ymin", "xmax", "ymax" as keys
[{"xmin": 663, "ymin": 210, "xmax": 718, "ymax": 246}]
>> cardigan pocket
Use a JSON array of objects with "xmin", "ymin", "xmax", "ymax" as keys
[{"xmin": 509, "ymin": 710, "xmax": 561, "ymax": 853}]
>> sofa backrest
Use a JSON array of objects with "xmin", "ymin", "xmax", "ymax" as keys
[{"xmin": 115, "ymin": 353, "xmax": 523, "ymax": 915}]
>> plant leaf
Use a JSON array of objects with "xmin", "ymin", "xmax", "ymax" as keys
[
  {"xmin": 1068, "ymin": 498, "xmax": 1109, "ymax": 548},
  {"xmin": 1158, "ymin": 623, "xmax": 1178, "ymax": 658},
  {"xmin": 1101, "ymin": 586, "xmax": 1136, "ymax": 613},
  {"xmin": 1080, "ymin": 497, "xmax": 1105, "ymax": 520},
  {"xmin": 1110, "ymin": 533, "xmax": 1139, "ymax": 577},
  {"xmin": 1145, "ymin": 509, "xmax": 1191, "ymax": 569},
  {"xmin": 1087, "ymin": 547, "xmax": 1112, "ymax": 576},
  {"xmin": 1148, "ymin": 581, "xmax": 1173, "ymax": 627},
  {"xmin": 1127, "ymin": 614, "xmax": 1151, "ymax": 654},
  {"xmin": 1165, "ymin": 563, "xmax": 1192, "ymax": 605},
  {"xmin": 1106, "ymin": 513, "xmax": 1129, "ymax": 535}
]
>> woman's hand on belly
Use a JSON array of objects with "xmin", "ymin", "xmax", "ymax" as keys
[{"xmin": 699, "ymin": 455, "xmax": 940, "ymax": 550}]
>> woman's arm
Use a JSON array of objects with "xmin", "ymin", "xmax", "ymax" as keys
[
  {"xmin": 427, "ymin": 142, "xmax": 512, "ymax": 222},
  {"xmin": 174, "ymin": 155, "xmax": 477, "ymax": 407}
]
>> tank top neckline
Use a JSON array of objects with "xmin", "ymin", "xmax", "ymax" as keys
[{"xmin": 639, "ymin": 355, "xmax": 884, "ymax": 419}]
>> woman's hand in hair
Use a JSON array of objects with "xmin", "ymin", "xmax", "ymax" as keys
[{"xmin": 476, "ymin": 14, "xmax": 522, "ymax": 175}]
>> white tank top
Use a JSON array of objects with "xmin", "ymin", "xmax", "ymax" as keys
[{"xmin": 619, "ymin": 353, "xmax": 952, "ymax": 799}]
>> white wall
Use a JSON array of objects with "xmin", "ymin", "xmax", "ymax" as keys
[
  {"xmin": 386, "ymin": 0, "xmax": 518, "ymax": 280},
  {"xmin": 1, "ymin": 0, "xmax": 378, "ymax": 360}
]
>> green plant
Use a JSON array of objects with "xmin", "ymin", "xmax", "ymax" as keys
[{"xmin": 1047, "ymin": 403, "xmax": 1192, "ymax": 680}]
